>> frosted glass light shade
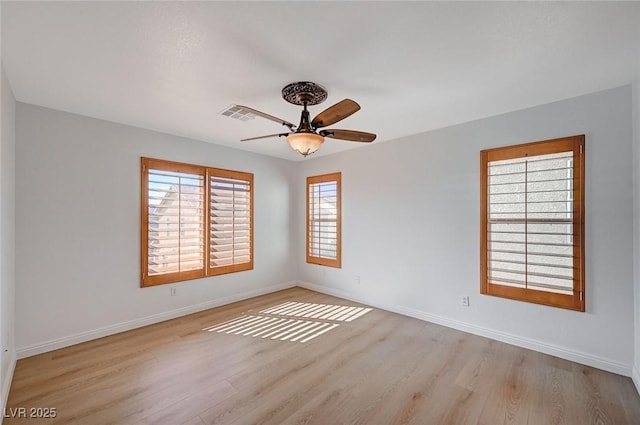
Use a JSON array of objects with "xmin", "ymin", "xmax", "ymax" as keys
[{"xmin": 286, "ymin": 132, "xmax": 324, "ymax": 157}]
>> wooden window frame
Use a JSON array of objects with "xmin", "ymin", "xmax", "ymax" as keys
[
  {"xmin": 306, "ymin": 172, "xmax": 342, "ymax": 268},
  {"xmin": 480, "ymin": 135, "xmax": 585, "ymax": 311},
  {"xmin": 141, "ymin": 157, "xmax": 254, "ymax": 287}
]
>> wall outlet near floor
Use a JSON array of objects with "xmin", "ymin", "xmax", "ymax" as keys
[
  {"xmin": 461, "ymin": 296, "xmax": 470, "ymax": 307},
  {"xmin": 170, "ymin": 287, "xmax": 177, "ymax": 296},
  {"xmin": 355, "ymin": 275, "xmax": 361, "ymax": 285}
]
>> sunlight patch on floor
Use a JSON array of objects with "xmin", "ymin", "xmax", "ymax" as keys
[
  {"xmin": 203, "ymin": 301, "xmax": 372, "ymax": 343},
  {"xmin": 260, "ymin": 301, "xmax": 372, "ymax": 322},
  {"xmin": 203, "ymin": 315, "xmax": 338, "ymax": 343}
]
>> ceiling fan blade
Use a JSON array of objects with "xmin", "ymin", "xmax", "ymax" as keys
[
  {"xmin": 235, "ymin": 105, "xmax": 296, "ymax": 130},
  {"xmin": 241, "ymin": 133, "xmax": 290, "ymax": 142},
  {"xmin": 320, "ymin": 129, "xmax": 376, "ymax": 143},
  {"xmin": 311, "ymin": 99, "xmax": 360, "ymax": 129}
]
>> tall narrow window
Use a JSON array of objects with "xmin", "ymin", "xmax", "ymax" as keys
[
  {"xmin": 480, "ymin": 135, "xmax": 585, "ymax": 311},
  {"xmin": 307, "ymin": 172, "xmax": 341, "ymax": 268},
  {"xmin": 209, "ymin": 170, "xmax": 253, "ymax": 275},
  {"xmin": 141, "ymin": 158, "xmax": 253, "ymax": 287}
]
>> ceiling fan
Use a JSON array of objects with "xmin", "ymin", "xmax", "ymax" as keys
[{"xmin": 235, "ymin": 81, "xmax": 376, "ymax": 157}]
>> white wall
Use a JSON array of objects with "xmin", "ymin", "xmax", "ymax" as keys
[
  {"xmin": 14, "ymin": 103, "xmax": 298, "ymax": 356},
  {"xmin": 633, "ymin": 30, "xmax": 640, "ymax": 390},
  {"xmin": 298, "ymin": 85, "xmax": 635, "ymax": 375},
  {"xmin": 0, "ymin": 62, "xmax": 16, "ymax": 411}
]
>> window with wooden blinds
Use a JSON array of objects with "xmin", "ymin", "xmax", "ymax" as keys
[
  {"xmin": 480, "ymin": 135, "xmax": 585, "ymax": 311},
  {"xmin": 209, "ymin": 170, "xmax": 253, "ymax": 275},
  {"xmin": 307, "ymin": 172, "xmax": 341, "ymax": 268},
  {"xmin": 141, "ymin": 158, "xmax": 253, "ymax": 287}
]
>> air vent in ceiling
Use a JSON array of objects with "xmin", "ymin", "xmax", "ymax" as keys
[{"xmin": 220, "ymin": 104, "xmax": 256, "ymax": 122}]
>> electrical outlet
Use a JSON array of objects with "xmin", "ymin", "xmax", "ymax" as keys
[
  {"xmin": 461, "ymin": 296, "xmax": 470, "ymax": 307},
  {"xmin": 170, "ymin": 287, "xmax": 177, "ymax": 296},
  {"xmin": 355, "ymin": 275, "xmax": 361, "ymax": 285}
]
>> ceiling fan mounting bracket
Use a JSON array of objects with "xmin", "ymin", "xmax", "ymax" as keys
[{"xmin": 282, "ymin": 81, "xmax": 328, "ymax": 106}]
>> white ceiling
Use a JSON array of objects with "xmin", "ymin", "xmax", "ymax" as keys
[{"xmin": 1, "ymin": 1, "xmax": 639, "ymax": 161}]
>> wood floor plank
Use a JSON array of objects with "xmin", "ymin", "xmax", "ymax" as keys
[
  {"xmin": 407, "ymin": 380, "xmax": 485, "ymax": 425},
  {"xmin": 132, "ymin": 380, "xmax": 237, "ymax": 425},
  {"xmin": 477, "ymin": 348, "xmax": 534, "ymax": 425},
  {"xmin": 5, "ymin": 288, "xmax": 640, "ymax": 425},
  {"xmin": 526, "ymin": 352, "xmax": 573, "ymax": 425},
  {"xmin": 569, "ymin": 364, "xmax": 631, "ymax": 425},
  {"xmin": 618, "ymin": 377, "xmax": 640, "ymax": 424},
  {"xmin": 182, "ymin": 416, "xmax": 206, "ymax": 425}
]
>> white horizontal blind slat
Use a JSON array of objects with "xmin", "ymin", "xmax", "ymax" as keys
[
  {"xmin": 488, "ymin": 151, "xmax": 575, "ymax": 295},
  {"xmin": 147, "ymin": 169, "xmax": 205, "ymax": 276}
]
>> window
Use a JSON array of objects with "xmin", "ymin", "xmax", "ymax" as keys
[
  {"xmin": 141, "ymin": 158, "xmax": 253, "ymax": 287},
  {"xmin": 480, "ymin": 135, "xmax": 585, "ymax": 311},
  {"xmin": 307, "ymin": 172, "xmax": 341, "ymax": 268}
]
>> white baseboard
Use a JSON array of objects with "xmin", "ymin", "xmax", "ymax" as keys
[
  {"xmin": 298, "ymin": 281, "xmax": 632, "ymax": 377},
  {"xmin": 1, "ymin": 350, "xmax": 16, "ymax": 425},
  {"xmin": 17, "ymin": 281, "xmax": 297, "ymax": 359},
  {"xmin": 633, "ymin": 365, "xmax": 640, "ymax": 396}
]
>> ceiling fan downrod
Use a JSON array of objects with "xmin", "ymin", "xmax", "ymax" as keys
[{"xmin": 297, "ymin": 102, "xmax": 314, "ymax": 134}]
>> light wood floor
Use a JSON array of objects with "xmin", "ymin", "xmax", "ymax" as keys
[{"xmin": 6, "ymin": 287, "xmax": 640, "ymax": 425}]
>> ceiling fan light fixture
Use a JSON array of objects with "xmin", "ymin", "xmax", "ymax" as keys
[{"xmin": 286, "ymin": 132, "xmax": 324, "ymax": 157}]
